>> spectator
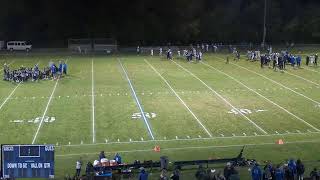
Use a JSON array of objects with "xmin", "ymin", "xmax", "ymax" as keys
[
  {"xmin": 99, "ymin": 151, "xmax": 106, "ymax": 160},
  {"xmin": 114, "ymin": 153, "xmax": 122, "ymax": 164},
  {"xmin": 195, "ymin": 165, "xmax": 206, "ymax": 180},
  {"xmin": 160, "ymin": 169, "xmax": 169, "ymax": 180},
  {"xmin": 85, "ymin": 162, "xmax": 94, "ymax": 179},
  {"xmin": 170, "ymin": 167, "xmax": 180, "ymax": 180},
  {"xmin": 224, "ymin": 162, "xmax": 233, "ymax": 180},
  {"xmin": 284, "ymin": 164, "xmax": 294, "ymax": 180},
  {"xmin": 288, "ymin": 159, "xmax": 297, "ymax": 176},
  {"xmin": 229, "ymin": 167, "xmax": 240, "ymax": 180},
  {"xmin": 296, "ymin": 159, "xmax": 305, "ymax": 180},
  {"xmin": 251, "ymin": 163, "xmax": 262, "ymax": 180},
  {"xmin": 275, "ymin": 165, "xmax": 284, "ymax": 180},
  {"xmin": 310, "ymin": 168, "xmax": 319, "ymax": 180},
  {"xmin": 75, "ymin": 159, "xmax": 82, "ymax": 177},
  {"xmin": 216, "ymin": 171, "xmax": 226, "ymax": 180},
  {"xmin": 263, "ymin": 165, "xmax": 272, "ymax": 180},
  {"xmin": 138, "ymin": 167, "xmax": 148, "ymax": 180}
]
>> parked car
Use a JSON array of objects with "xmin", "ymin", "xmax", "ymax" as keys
[{"xmin": 7, "ymin": 41, "xmax": 32, "ymax": 52}]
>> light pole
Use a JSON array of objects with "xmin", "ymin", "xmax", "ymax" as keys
[{"xmin": 262, "ymin": 0, "xmax": 267, "ymax": 47}]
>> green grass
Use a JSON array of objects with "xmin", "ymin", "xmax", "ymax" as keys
[{"xmin": 0, "ymin": 52, "xmax": 320, "ymax": 179}]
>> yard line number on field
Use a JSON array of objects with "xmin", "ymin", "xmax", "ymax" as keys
[
  {"xmin": 118, "ymin": 59, "xmax": 155, "ymax": 140},
  {"xmin": 225, "ymin": 58, "xmax": 320, "ymax": 105},
  {"xmin": 172, "ymin": 60, "xmax": 268, "ymax": 134},
  {"xmin": 31, "ymin": 60, "xmax": 65, "ymax": 144},
  {"xmin": 144, "ymin": 59, "xmax": 213, "ymax": 137},
  {"xmin": 201, "ymin": 61, "xmax": 320, "ymax": 132}
]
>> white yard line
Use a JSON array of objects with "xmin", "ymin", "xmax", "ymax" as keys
[
  {"xmin": 55, "ymin": 131, "xmax": 320, "ymax": 147},
  {"xmin": 118, "ymin": 59, "xmax": 155, "ymax": 140},
  {"xmin": 303, "ymin": 67, "xmax": 320, "ymax": 74},
  {"xmin": 31, "ymin": 78, "xmax": 59, "ymax": 144},
  {"xmin": 91, "ymin": 59, "xmax": 96, "ymax": 143},
  {"xmin": 144, "ymin": 59, "xmax": 212, "ymax": 137},
  {"xmin": 56, "ymin": 139, "xmax": 320, "ymax": 157},
  {"xmin": 31, "ymin": 60, "xmax": 64, "ymax": 144},
  {"xmin": 201, "ymin": 61, "xmax": 320, "ymax": 132},
  {"xmin": 0, "ymin": 82, "xmax": 21, "ymax": 111},
  {"xmin": 226, "ymin": 59, "xmax": 320, "ymax": 105},
  {"xmin": 285, "ymin": 71, "xmax": 319, "ymax": 86},
  {"xmin": 172, "ymin": 60, "xmax": 268, "ymax": 134}
]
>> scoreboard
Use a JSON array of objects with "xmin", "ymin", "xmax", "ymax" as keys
[{"xmin": 1, "ymin": 145, "xmax": 54, "ymax": 179}]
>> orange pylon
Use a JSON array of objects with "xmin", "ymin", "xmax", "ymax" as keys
[
  {"xmin": 276, "ymin": 139, "xmax": 284, "ymax": 145},
  {"xmin": 153, "ymin": 145, "xmax": 161, "ymax": 152}
]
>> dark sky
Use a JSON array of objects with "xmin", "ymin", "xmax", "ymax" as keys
[{"xmin": 0, "ymin": 0, "xmax": 320, "ymax": 46}]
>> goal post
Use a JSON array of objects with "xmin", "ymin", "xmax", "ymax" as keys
[
  {"xmin": 68, "ymin": 38, "xmax": 92, "ymax": 53},
  {"xmin": 93, "ymin": 38, "xmax": 118, "ymax": 53}
]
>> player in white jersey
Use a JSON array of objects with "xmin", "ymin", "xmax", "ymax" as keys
[
  {"xmin": 159, "ymin": 47, "xmax": 162, "ymax": 56},
  {"xmin": 151, "ymin": 49, "xmax": 153, "ymax": 56},
  {"xmin": 137, "ymin": 46, "xmax": 140, "ymax": 54},
  {"xmin": 177, "ymin": 50, "xmax": 181, "ymax": 57}
]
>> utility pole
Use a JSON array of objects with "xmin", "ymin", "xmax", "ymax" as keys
[{"xmin": 262, "ymin": 0, "xmax": 267, "ymax": 47}]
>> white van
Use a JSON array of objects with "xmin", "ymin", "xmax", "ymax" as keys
[{"xmin": 7, "ymin": 41, "xmax": 32, "ymax": 52}]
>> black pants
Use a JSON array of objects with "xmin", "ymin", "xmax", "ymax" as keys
[{"xmin": 76, "ymin": 169, "xmax": 81, "ymax": 177}]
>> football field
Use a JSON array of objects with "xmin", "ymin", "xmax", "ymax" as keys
[{"xmin": 1, "ymin": 53, "xmax": 320, "ymax": 179}]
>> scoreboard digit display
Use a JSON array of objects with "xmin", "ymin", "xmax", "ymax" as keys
[{"xmin": 1, "ymin": 145, "xmax": 54, "ymax": 179}]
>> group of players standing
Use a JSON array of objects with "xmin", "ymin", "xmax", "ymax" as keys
[
  {"xmin": 3, "ymin": 61, "xmax": 68, "ymax": 83},
  {"xmin": 259, "ymin": 52, "xmax": 317, "ymax": 70},
  {"xmin": 137, "ymin": 43, "xmax": 218, "ymax": 62}
]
